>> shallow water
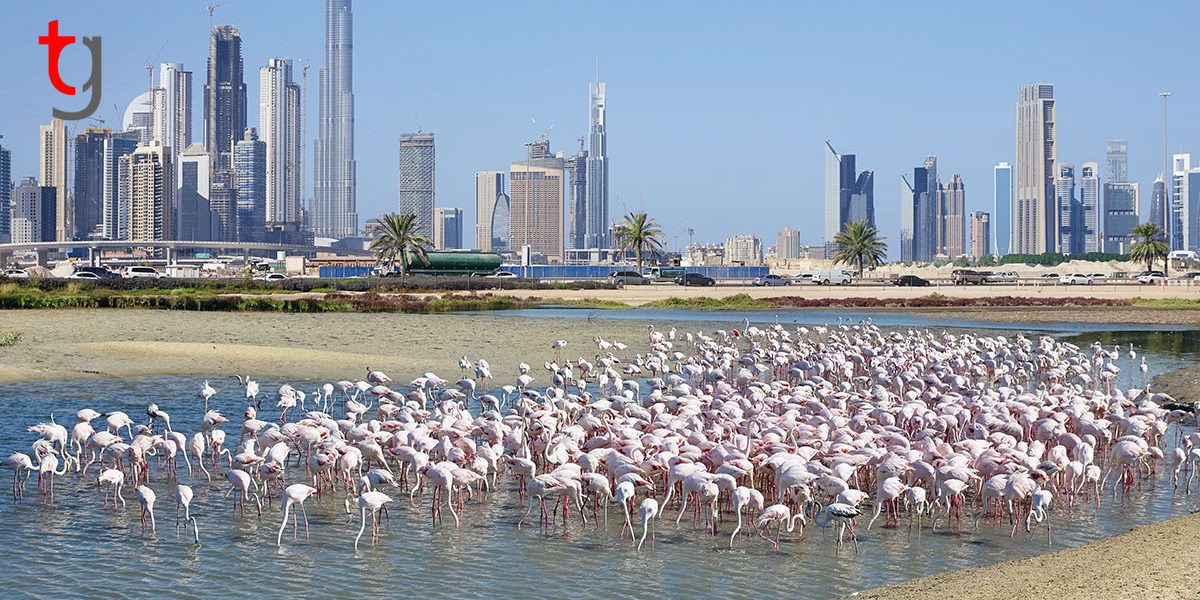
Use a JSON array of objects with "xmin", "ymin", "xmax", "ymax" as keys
[{"xmin": 2, "ymin": 326, "xmax": 1198, "ymax": 599}]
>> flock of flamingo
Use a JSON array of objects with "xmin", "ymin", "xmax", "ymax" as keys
[{"xmin": 5, "ymin": 320, "xmax": 1200, "ymax": 555}]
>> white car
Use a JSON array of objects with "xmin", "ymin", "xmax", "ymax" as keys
[
  {"xmin": 1059, "ymin": 274, "xmax": 1092, "ymax": 285},
  {"xmin": 68, "ymin": 271, "xmax": 102, "ymax": 280},
  {"xmin": 991, "ymin": 271, "xmax": 1019, "ymax": 282},
  {"xmin": 486, "ymin": 271, "xmax": 518, "ymax": 278},
  {"xmin": 253, "ymin": 272, "xmax": 288, "ymax": 281},
  {"xmin": 123, "ymin": 266, "xmax": 163, "ymax": 279},
  {"xmin": 1137, "ymin": 273, "xmax": 1167, "ymax": 285},
  {"xmin": 2, "ymin": 268, "xmax": 29, "ymax": 279}
]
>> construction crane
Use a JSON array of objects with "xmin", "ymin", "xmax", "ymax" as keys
[
  {"xmin": 207, "ymin": 3, "xmax": 225, "ymax": 30},
  {"xmin": 145, "ymin": 40, "xmax": 168, "ymax": 98}
]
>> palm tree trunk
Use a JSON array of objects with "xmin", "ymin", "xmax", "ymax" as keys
[{"xmin": 637, "ymin": 248, "xmax": 643, "ymax": 274}]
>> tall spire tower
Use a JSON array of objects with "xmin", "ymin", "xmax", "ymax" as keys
[{"xmin": 311, "ymin": 0, "xmax": 357, "ymax": 239}]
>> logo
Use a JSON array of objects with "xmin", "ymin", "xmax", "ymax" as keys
[{"xmin": 39, "ymin": 20, "xmax": 102, "ymax": 120}]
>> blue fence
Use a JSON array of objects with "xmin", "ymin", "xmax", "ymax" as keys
[{"xmin": 318, "ymin": 265, "xmax": 769, "ymax": 279}]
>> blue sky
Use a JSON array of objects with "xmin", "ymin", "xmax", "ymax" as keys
[{"xmin": 3, "ymin": 1, "xmax": 1199, "ymax": 256}]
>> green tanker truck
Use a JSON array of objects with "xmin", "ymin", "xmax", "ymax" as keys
[{"xmin": 376, "ymin": 251, "xmax": 502, "ymax": 276}]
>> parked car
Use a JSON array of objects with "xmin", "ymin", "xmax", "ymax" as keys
[
  {"xmin": 486, "ymin": 271, "xmax": 518, "ymax": 278},
  {"xmin": 811, "ymin": 267, "xmax": 852, "ymax": 285},
  {"xmin": 893, "ymin": 274, "xmax": 930, "ymax": 287},
  {"xmin": 123, "ymin": 266, "xmax": 163, "ymax": 279},
  {"xmin": 1059, "ymin": 274, "xmax": 1093, "ymax": 285},
  {"xmin": 1174, "ymin": 271, "xmax": 1200, "ymax": 280},
  {"xmin": 73, "ymin": 266, "xmax": 121, "ymax": 280},
  {"xmin": 1137, "ymin": 271, "xmax": 1167, "ymax": 285},
  {"xmin": 795, "ymin": 273, "xmax": 814, "ymax": 282},
  {"xmin": 990, "ymin": 271, "xmax": 1019, "ymax": 282},
  {"xmin": 68, "ymin": 271, "xmax": 102, "ymax": 280},
  {"xmin": 951, "ymin": 269, "xmax": 990, "ymax": 285},
  {"xmin": 2, "ymin": 268, "xmax": 29, "ymax": 279},
  {"xmin": 1089, "ymin": 273, "xmax": 1108, "ymax": 281},
  {"xmin": 752, "ymin": 274, "xmax": 792, "ymax": 287},
  {"xmin": 608, "ymin": 270, "xmax": 650, "ymax": 285},
  {"xmin": 1039, "ymin": 273, "xmax": 1060, "ymax": 279},
  {"xmin": 675, "ymin": 272, "xmax": 716, "ymax": 287},
  {"xmin": 253, "ymin": 272, "xmax": 288, "ymax": 281}
]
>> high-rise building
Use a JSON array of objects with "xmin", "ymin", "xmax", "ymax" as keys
[
  {"xmin": 122, "ymin": 92, "xmax": 155, "ymax": 145},
  {"xmin": 260, "ymin": 58, "xmax": 303, "ymax": 227},
  {"xmin": 204, "ymin": 25, "xmax": 246, "ymax": 171},
  {"xmin": 475, "ymin": 171, "xmax": 505, "ymax": 251},
  {"xmin": 492, "ymin": 191, "xmax": 510, "ymax": 252},
  {"xmin": 1055, "ymin": 163, "xmax": 1078, "ymax": 253},
  {"xmin": 564, "ymin": 149, "xmax": 588, "ymax": 249},
  {"xmin": 584, "ymin": 81, "xmax": 609, "ymax": 248},
  {"xmin": 725, "ymin": 235, "xmax": 763, "ymax": 265},
  {"xmin": 38, "ymin": 118, "xmax": 69, "ymax": 240},
  {"xmin": 1014, "ymin": 83, "xmax": 1056, "ymax": 254},
  {"xmin": 994, "ymin": 162, "xmax": 1012, "ymax": 256},
  {"xmin": 1150, "ymin": 176, "xmax": 1167, "ymax": 233},
  {"xmin": 823, "ymin": 141, "xmax": 874, "ymax": 247},
  {"xmin": 0, "ymin": 143, "xmax": 10, "ymax": 241},
  {"xmin": 153, "ymin": 62, "xmax": 193, "ymax": 154},
  {"xmin": 233, "ymin": 128, "xmax": 266, "ymax": 242},
  {"xmin": 899, "ymin": 177, "xmax": 914, "ymax": 262},
  {"xmin": 312, "ymin": 0, "xmax": 357, "ymax": 239},
  {"xmin": 433, "ymin": 207, "xmax": 463, "ymax": 249},
  {"xmin": 209, "ymin": 170, "xmax": 235, "ymax": 242},
  {"xmin": 124, "ymin": 141, "xmax": 173, "ymax": 244},
  {"xmin": 1079, "ymin": 162, "xmax": 1100, "ymax": 253},
  {"xmin": 1171, "ymin": 153, "xmax": 1191, "ymax": 250},
  {"xmin": 13, "ymin": 177, "xmax": 56, "ymax": 243},
  {"xmin": 1102, "ymin": 181, "xmax": 1139, "ymax": 254},
  {"xmin": 510, "ymin": 139, "xmax": 565, "ymax": 263},
  {"xmin": 100, "ymin": 133, "xmax": 140, "ymax": 240},
  {"xmin": 1179, "ymin": 166, "xmax": 1200, "ymax": 251},
  {"xmin": 938, "ymin": 174, "xmax": 966, "ymax": 258},
  {"xmin": 397, "ymin": 133, "xmax": 435, "ymax": 237},
  {"xmin": 73, "ymin": 128, "xmax": 109, "ymax": 240},
  {"xmin": 176, "ymin": 144, "xmax": 218, "ymax": 241},
  {"xmin": 1107, "ymin": 140, "xmax": 1128, "ymax": 183},
  {"xmin": 777, "ymin": 227, "xmax": 803, "ymax": 260},
  {"xmin": 969, "ymin": 211, "xmax": 991, "ymax": 259}
]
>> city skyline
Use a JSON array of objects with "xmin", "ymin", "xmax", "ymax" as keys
[{"xmin": 4, "ymin": 2, "xmax": 1200, "ymax": 256}]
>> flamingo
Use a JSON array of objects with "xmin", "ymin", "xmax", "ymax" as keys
[
  {"xmin": 637, "ymin": 498, "xmax": 659, "ymax": 551},
  {"xmin": 278, "ymin": 484, "xmax": 318, "ymax": 545},
  {"xmin": 815, "ymin": 502, "xmax": 863, "ymax": 552},
  {"xmin": 353, "ymin": 491, "xmax": 393, "ymax": 550},
  {"xmin": 197, "ymin": 381, "xmax": 217, "ymax": 412},
  {"xmin": 135, "ymin": 485, "xmax": 157, "ymax": 534}
]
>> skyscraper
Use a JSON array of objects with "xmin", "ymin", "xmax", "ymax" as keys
[
  {"xmin": 938, "ymin": 174, "xmax": 966, "ymax": 258},
  {"xmin": 13, "ymin": 178, "xmax": 56, "ymax": 244},
  {"xmin": 777, "ymin": 227, "xmax": 803, "ymax": 260},
  {"xmin": 823, "ymin": 141, "xmax": 874, "ymax": 247},
  {"xmin": 1171, "ymin": 153, "xmax": 1191, "ymax": 250},
  {"xmin": 475, "ymin": 171, "xmax": 504, "ymax": 251},
  {"xmin": 1106, "ymin": 140, "xmax": 1128, "ymax": 183},
  {"xmin": 312, "ymin": 0, "xmax": 357, "ymax": 239},
  {"xmin": 1179, "ymin": 166, "xmax": 1200, "ymax": 251},
  {"xmin": 969, "ymin": 211, "xmax": 991, "ymax": 259},
  {"xmin": 564, "ymin": 149, "xmax": 588, "ymax": 249},
  {"xmin": 73, "ymin": 128, "xmax": 109, "ymax": 240},
  {"xmin": 1055, "ymin": 163, "xmax": 1078, "ymax": 253},
  {"xmin": 397, "ymin": 133, "xmax": 435, "ymax": 237},
  {"xmin": 433, "ymin": 207, "xmax": 463, "ymax": 249},
  {"xmin": 510, "ymin": 139, "xmax": 565, "ymax": 263},
  {"xmin": 584, "ymin": 81, "xmax": 609, "ymax": 248},
  {"xmin": 899, "ymin": 177, "xmax": 914, "ymax": 262},
  {"xmin": 993, "ymin": 162, "xmax": 1012, "ymax": 256},
  {"xmin": 1014, "ymin": 83, "xmax": 1056, "ymax": 254},
  {"xmin": 260, "ymin": 58, "xmax": 304, "ymax": 227},
  {"xmin": 153, "ymin": 62, "xmax": 193, "ymax": 154},
  {"xmin": 204, "ymin": 25, "xmax": 246, "ymax": 172},
  {"xmin": 1102, "ymin": 182, "xmax": 1139, "ymax": 254},
  {"xmin": 233, "ymin": 128, "xmax": 266, "ymax": 242},
  {"xmin": 1079, "ymin": 162, "xmax": 1100, "ymax": 253},
  {"xmin": 125, "ymin": 141, "xmax": 173, "ymax": 244},
  {"xmin": 101, "ymin": 133, "xmax": 140, "ymax": 240},
  {"xmin": 0, "ymin": 142, "xmax": 10, "ymax": 241},
  {"xmin": 905, "ymin": 156, "xmax": 938, "ymax": 262},
  {"xmin": 38, "ymin": 118, "xmax": 68, "ymax": 240},
  {"xmin": 122, "ymin": 92, "xmax": 155, "ymax": 144},
  {"xmin": 209, "ymin": 170, "xmax": 235, "ymax": 242},
  {"xmin": 176, "ymin": 144, "xmax": 218, "ymax": 241},
  {"xmin": 1150, "ymin": 176, "xmax": 1167, "ymax": 233},
  {"xmin": 725, "ymin": 235, "xmax": 763, "ymax": 265}
]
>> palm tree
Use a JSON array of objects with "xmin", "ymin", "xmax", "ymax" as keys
[
  {"xmin": 1128, "ymin": 221, "xmax": 1169, "ymax": 274},
  {"xmin": 367, "ymin": 213, "xmax": 433, "ymax": 276},
  {"xmin": 613, "ymin": 211, "xmax": 665, "ymax": 273},
  {"xmin": 831, "ymin": 220, "xmax": 888, "ymax": 278}
]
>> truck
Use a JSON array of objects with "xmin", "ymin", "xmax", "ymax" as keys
[
  {"xmin": 811, "ymin": 267, "xmax": 852, "ymax": 285},
  {"xmin": 376, "ymin": 251, "xmax": 503, "ymax": 276},
  {"xmin": 644, "ymin": 266, "xmax": 688, "ymax": 280}
]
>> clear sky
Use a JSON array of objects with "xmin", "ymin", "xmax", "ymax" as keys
[{"xmin": 3, "ymin": 1, "xmax": 1199, "ymax": 257}]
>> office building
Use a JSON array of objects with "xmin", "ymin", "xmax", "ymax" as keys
[
  {"xmin": 1150, "ymin": 176, "xmax": 1167, "ymax": 233},
  {"xmin": 1107, "ymin": 140, "xmax": 1128, "ymax": 183},
  {"xmin": 0, "ymin": 143, "xmax": 9, "ymax": 241},
  {"xmin": 124, "ymin": 141, "xmax": 173, "ymax": 244},
  {"xmin": 475, "ymin": 171, "xmax": 506, "ymax": 251},
  {"xmin": 1055, "ymin": 163, "xmax": 1079, "ymax": 253},
  {"xmin": 1179, "ymin": 167, "xmax": 1200, "ymax": 251},
  {"xmin": 1079, "ymin": 162, "xmax": 1099, "ymax": 253},
  {"xmin": 1171, "ymin": 154, "xmax": 1191, "ymax": 250},
  {"xmin": 13, "ymin": 178, "xmax": 56, "ymax": 244},
  {"xmin": 564, "ymin": 149, "xmax": 588, "ymax": 249},
  {"xmin": 122, "ymin": 91, "xmax": 155, "ymax": 145},
  {"xmin": 260, "ymin": 58, "xmax": 303, "ymax": 227},
  {"xmin": 823, "ymin": 141, "xmax": 874, "ymax": 246},
  {"xmin": 204, "ymin": 25, "xmax": 246, "ymax": 171},
  {"xmin": 233, "ymin": 128, "xmax": 266, "ymax": 242},
  {"xmin": 176, "ymin": 144, "xmax": 218, "ymax": 241},
  {"xmin": 777, "ymin": 227, "xmax": 803, "ymax": 260},
  {"xmin": 397, "ymin": 133, "xmax": 435, "ymax": 237},
  {"xmin": 433, "ymin": 207, "xmax": 463, "ymax": 250},
  {"xmin": 73, "ymin": 128, "xmax": 109, "ymax": 240},
  {"xmin": 725, "ymin": 235, "xmax": 763, "ymax": 265},
  {"xmin": 510, "ymin": 139, "xmax": 565, "ymax": 263},
  {"xmin": 970, "ymin": 211, "xmax": 991, "ymax": 259},
  {"xmin": 938, "ymin": 174, "xmax": 966, "ymax": 258},
  {"xmin": 100, "ymin": 133, "xmax": 140, "ymax": 240},
  {"xmin": 1014, "ymin": 83, "xmax": 1056, "ymax": 254},
  {"xmin": 899, "ymin": 176, "xmax": 914, "ymax": 262},
  {"xmin": 994, "ymin": 162, "xmax": 1012, "ymax": 256},
  {"xmin": 311, "ymin": 0, "xmax": 357, "ymax": 239},
  {"xmin": 38, "ymin": 118, "xmax": 69, "ymax": 240},
  {"xmin": 1102, "ymin": 181, "xmax": 1139, "ymax": 254},
  {"xmin": 153, "ymin": 62, "xmax": 193, "ymax": 154},
  {"xmin": 584, "ymin": 81, "xmax": 609, "ymax": 248},
  {"xmin": 209, "ymin": 170, "xmax": 235, "ymax": 242}
]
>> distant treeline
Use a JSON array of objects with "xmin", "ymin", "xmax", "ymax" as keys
[{"xmin": 997, "ymin": 252, "xmax": 1130, "ymax": 267}]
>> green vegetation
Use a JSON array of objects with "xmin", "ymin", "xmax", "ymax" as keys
[
  {"xmin": 367, "ymin": 212, "xmax": 433, "ymax": 276},
  {"xmin": 0, "ymin": 330, "xmax": 22, "ymax": 346},
  {"xmin": 641, "ymin": 294, "xmax": 772, "ymax": 310},
  {"xmin": 1129, "ymin": 222, "xmax": 1169, "ymax": 274},
  {"xmin": 998, "ymin": 251, "xmax": 1130, "ymax": 266},
  {"xmin": 613, "ymin": 211, "xmax": 665, "ymax": 273},
  {"xmin": 832, "ymin": 220, "xmax": 888, "ymax": 277},
  {"xmin": 554, "ymin": 298, "xmax": 634, "ymax": 309},
  {"xmin": 1129, "ymin": 298, "xmax": 1200, "ymax": 309}
]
